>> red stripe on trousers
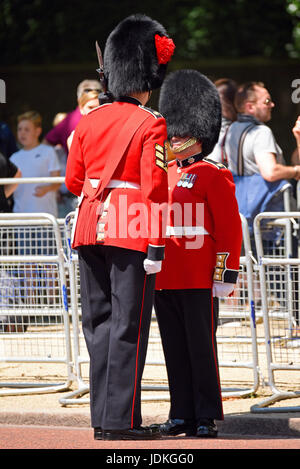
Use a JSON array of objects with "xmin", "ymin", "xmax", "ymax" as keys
[
  {"xmin": 211, "ymin": 291, "xmax": 224, "ymax": 420},
  {"xmin": 131, "ymin": 274, "xmax": 147, "ymax": 428}
]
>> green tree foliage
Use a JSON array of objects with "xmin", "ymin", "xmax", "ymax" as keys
[
  {"xmin": 178, "ymin": 0, "xmax": 293, "ymax": 59},
  {"xmin": 0, "ymin": 0, "xmax": 297, "ymax": 65},
  {"xmin": 286, "ymin": 0, "xmax": 300, "ymax": 57}
]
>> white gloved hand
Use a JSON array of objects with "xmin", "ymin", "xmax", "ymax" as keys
[
  {"xmin": 143, "ymin": 259, "xmax": 162, "ymax": 275},
  {"xmin": 212, "ymin": 282, "xmax": 235, "ymax": 298}
]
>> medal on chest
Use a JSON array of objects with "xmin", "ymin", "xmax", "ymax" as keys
[{"xmin": 177, "ymin": 173, "xmax": 197, "ymax": 188}]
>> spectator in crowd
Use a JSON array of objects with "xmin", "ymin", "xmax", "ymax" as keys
[
  {"xmin": 0, "ymin": 120, "xmax": 19, "ymax": 211},
  {"xmin": 51, "ymin": 112, "xmax": 68, "ymax": 180},
  {"xmin": 0, "ymin": 148, "xmax": 22, "ymax": 332},
  {"xmin": 55, "ymin": 91, "xmax": 99, "ymax": 217},
  {"xmin": 288, "ymin": 116, "xmax": 300, "ymax": 202},
  {"xmin": 67, "ymin": 89, "xmax": 100, "ymax": 150},
  {"xmin": 10, "ymin": 111, "xmax": 61, "ymax": 217},
  {"xmin": 10, "ymin": 111, "xmax": 61, "ymax": 310},
  {"xmin": 48, "ymin": 111, "xmax": 76, "ymax": 218},
  {"xmin": 291, "ymin": 115, "xmax": 300, "ymax": 164},
  {"xmin": 211, "ymin": 83, "xmax": 300, "ymax": 327},
  {"xmin": 0, "ymin": 151, "xmax": 21, "ymax": 212},
  {"xmin": 215, "ymin": 78, "xmax": 238, "ymax": 123},
  {"xmin": 209, "ymin": 78, "xmax": 238, "ymax": 163},
  {"xmin": 43, "ymin": 79, "xmax": 101, "ymax": 155},
  {"xmin": 210, "ymin": 82, "xmax": 300, "ymax": 252},
  {"xmin": 212, "ymin": 81, "xmax": 300, "ymax": 182},
  {"xmin": 0, "ymin": 121, "xmax": 18, "ymax": 159},
  {"xmin": 53, "ymin": 113, "xmax": 67, "ymax": 127},
  {"xmin": 77, "ymin": 89, "xmax": 100, "ymax": 115}
]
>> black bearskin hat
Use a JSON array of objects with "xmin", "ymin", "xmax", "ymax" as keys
[
  {"xmin": 159, "ymin": 69, "xmax": 221, "ymax": 156},
  {"xmin": 103, "ymin": 14, "xmax": 175, "ymax": 98}
]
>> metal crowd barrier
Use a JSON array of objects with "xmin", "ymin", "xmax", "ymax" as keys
[
  {"xmin": 0, "ymin": 213, "xmax": 73, "ymax": 395},
  {"xmin": 2, "ymin": 177, "xmax": 298, "ymax": 406},
  {"xmin": 251, "ymin": 212, "xmax": 300, "ymax": 413},
  {"xmin": 217, "ymin": 213, "xmax": 260, "ymax": 398},
  {"xmin": 297, "ymin": 180, "xmax": 300, "ymax": 210},
  {"xmin": 59, "ymin": 212, "xmax": 89, "ymax": 405},
  {"xmin": 59, "ymin": 211, "xmax": 260, "ymax": 405}
]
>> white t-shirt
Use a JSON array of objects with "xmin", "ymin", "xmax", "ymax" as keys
[{"xmin": 10, "ymin": 143, "xmax": 60, "ymax": 216}]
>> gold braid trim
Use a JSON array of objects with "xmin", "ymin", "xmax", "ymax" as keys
[{"xmin": 172, "ymin": 137, "xmax": 198, "ymax": 153}]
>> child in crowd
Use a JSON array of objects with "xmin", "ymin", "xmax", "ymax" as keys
[
  {"xmin": 10, "ymin": 111, "xmax": 61, "ymax": 306},
  {"xmin": 10, "ymin": 111, "xmax": 61, "ymax": 217}
]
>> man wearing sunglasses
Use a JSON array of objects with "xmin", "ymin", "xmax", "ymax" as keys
[{"xmin": 212, "ymin": 81, "xmax": 300, "ymax": 182}]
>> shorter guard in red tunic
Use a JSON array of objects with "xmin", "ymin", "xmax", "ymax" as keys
[
  {"xmin": 153, "ymin": 70, "xmax": 243, "ymax": 438},
  {"xmin": 156, "ymin": 156, "xmax": 241, "ymax": 290}
]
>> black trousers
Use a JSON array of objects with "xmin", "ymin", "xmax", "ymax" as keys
[
  {"xmin": 78, "ymin": 245, "xmax": 155, "ymax": 430},
  {"xmin": 154, "ymin": 289, "xmax": 223, "ymax": 422}
]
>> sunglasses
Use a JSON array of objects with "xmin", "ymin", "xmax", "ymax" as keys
[
  {"xmin": 248, "ymin": 97, "xmax": 273, "ymax": 106},
  {"xmin": 83, "ymin": 88, "xmax": 101, "ymax": 93}
]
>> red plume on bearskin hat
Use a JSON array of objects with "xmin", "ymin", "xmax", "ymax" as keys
[
  {"xmin": 103, "ymin": 14, "xmax": 175, "ymax": 98},
  {"xmin": 159, "ymin": 69, "xmax": 221, "ymax": 156}
]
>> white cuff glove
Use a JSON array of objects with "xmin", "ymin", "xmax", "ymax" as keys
[
  {"xmin": 212, "ymin": 282, "xmax": 235, "ymax": 298},
  {"xmin": 143, "ymin": 259, "xmax": 162, "ymax": 275}
]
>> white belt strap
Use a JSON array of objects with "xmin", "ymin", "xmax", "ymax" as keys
[
  {"xmin": 89, "ymin": 179, "xmax": 100, "ymax": 188},
  {"xmin": 166, "ymin": 225, "xmax": 209, "ymax": 237},
  {"xmin": 89, "ymin": 178, "xmax": 141, "ymax": 190}
]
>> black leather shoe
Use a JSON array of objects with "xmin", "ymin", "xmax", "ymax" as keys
[
  {"xmin": 102, "ymin": 426, "xmax": 161, "ymax": 440},
  {"xmin": 94, "ymin": 427, "xmax": 103, "ymax": 440},
  {"xmin": 156, "ymin": 419, "xmax": 197, "ymax": 437},
  {"xmin": 196, "ymin": 419, "xmax": 218, "ymax": 438}
]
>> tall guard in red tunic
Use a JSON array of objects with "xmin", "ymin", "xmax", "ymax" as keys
[
  {"xmin": 153, "ymin": 70, "xmax": 242, "ymax": 438},
  {"xmin": 65, "ymin": 14, "xmax": 174, "ymax": 441}
]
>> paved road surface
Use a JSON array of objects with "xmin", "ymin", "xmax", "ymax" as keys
[{"xmin": 0, "ymin": 425, "xmax": 299, "ymax": 450}]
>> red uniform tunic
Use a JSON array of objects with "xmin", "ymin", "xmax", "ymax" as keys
[
  {"xmin": 65, "ymin": 97, "xmax": 168, "ymax": 260},
  {"xmin": 155, "ymin": 156, "xmax": 242, "ymax": 289}
]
